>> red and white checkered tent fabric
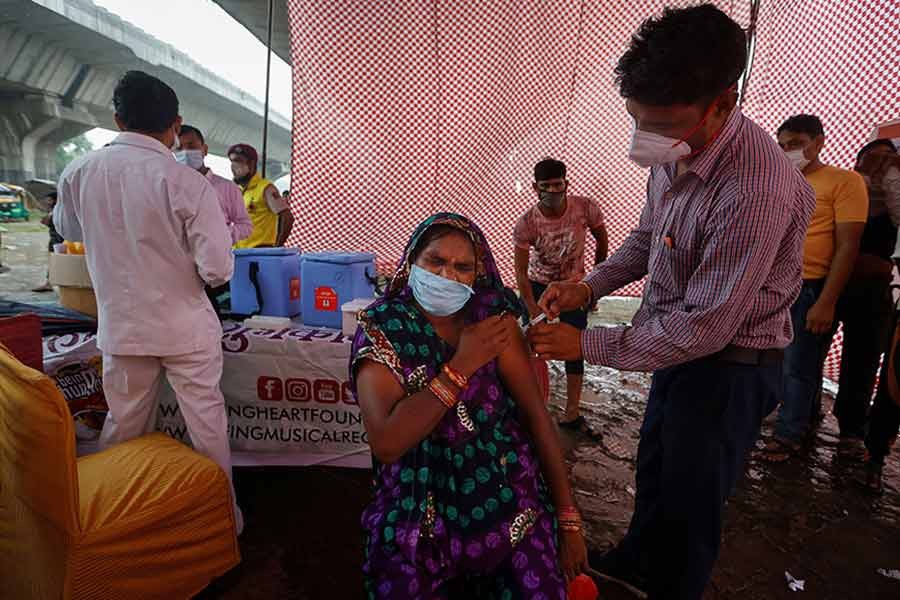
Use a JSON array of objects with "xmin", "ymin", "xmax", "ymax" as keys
[
  {"xmin": 285, "ymin": 0, "xmax": 900, "ymax": 380},
  {"xmin": 739, "ymin": 0, "xmax": 900, "ymax": 379}
]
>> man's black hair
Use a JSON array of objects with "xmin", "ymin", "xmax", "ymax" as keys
[
  {"xmin": 778, "ymin": 114, "xmax": 825, "ymax": 138},
  {"xmin": 46, "ymin": 191, "xmax": 58, "ymax": 200},
  {"xmin": 113, "ymin": 70, "xmax": 179, "ymax": 133},
  {"xmin": 179, "ymin": 124, "xmax": 205, "ymax": 144},
  {"xmin": 615, "ymin": 4, "xmax": 746, "ymax": 106},
  {"xmin": 534, "ymin": 158, "xmax": 566, "ymax": 181},
  {"xmin": 856, "ymin": 138, "xmax": 897, "ymax": 164}
]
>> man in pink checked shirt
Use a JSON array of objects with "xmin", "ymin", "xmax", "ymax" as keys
[
  {"xmin": 176, "ymin": 125, "xmax": 253, "ymax": 245},
  {"xmin": 177, "ymin": 125, "xmax": 252, "ymax": 316},
  {"xmin": 528, "ymin": 5, "xmax": 814, "ymax": 600}
]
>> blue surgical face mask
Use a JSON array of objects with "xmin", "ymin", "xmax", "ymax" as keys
[
  {"xmin": 175, "ymin": 149, "xmax": 205, "ymax": 170},
  {"xmin": 409, "ymin": 264, "xmax": 474, "ymax": 317}
]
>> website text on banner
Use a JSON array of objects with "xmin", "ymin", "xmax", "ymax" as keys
[
  {"xmin": 157, "ymin": 321, "xmax": 370, "ymax": 468},
  {"xmin": 43, "ymin": 323, "xmax": 370, "ymax": 468}
]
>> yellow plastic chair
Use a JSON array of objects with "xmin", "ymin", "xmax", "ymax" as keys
[{"xmin": 0, "ymin": 344, "xmax": 240, "ymax": 599}]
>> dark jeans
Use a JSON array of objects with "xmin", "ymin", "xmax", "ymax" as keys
[
  {"xmin": 530, "ymin": 280, "xmax": 587, "ymax": 375},
  {"xmin": 776, "ymin": 280, "xmax": 832, "ymax": 442},
  {"xmin": 866, "ymin": 311, "xmax": 900, "ymax": 463},
  {"xmin": 206, "ymin": 283, "xmax": 230, "ymax": 320},
  {"xmin": 833, "ymin": 277, "xmax": 893, "ymax": 438},
  {"xmin": 617, "ymin": 355, "xmax": 780, "ymax": 600}
]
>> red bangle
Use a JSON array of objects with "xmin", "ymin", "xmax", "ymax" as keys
[
  {"xmin": 442, "ymin": 364, "xmax": 468, "ymax": 389},
  {"xmin": 429, "ymin": 378, "xmax": 458, "ymax": 409}
]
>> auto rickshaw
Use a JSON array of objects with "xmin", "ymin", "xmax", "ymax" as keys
[{"xmin": 0, "ymin": 183, "xmax": 30, "ymax": 221}]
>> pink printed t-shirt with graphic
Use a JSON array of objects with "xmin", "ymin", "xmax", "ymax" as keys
[{"xmin": 513, "ymin": 195, "xmax": 605, "ymax": 285}]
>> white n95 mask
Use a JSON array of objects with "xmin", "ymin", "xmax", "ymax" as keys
[
  {"xmin": 786, "ymin": 149, "xmax": 810, "ymax": 171},
  {"xmin": 628, "ymin": 126, "xmax": 692, "ymax": 168}
]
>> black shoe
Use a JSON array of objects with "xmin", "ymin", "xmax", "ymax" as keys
[{"xmin": 587, "ymin": 546, "xmax": 649, "ymax": 598}]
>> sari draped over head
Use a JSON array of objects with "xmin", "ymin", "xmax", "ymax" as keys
[{"xmin": 349, "ymin": 213, "xmax": 564, "ymax": 596}]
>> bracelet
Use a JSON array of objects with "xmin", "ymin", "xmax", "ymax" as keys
[
  {"xmin": 428, "ymin": 377, "xmax": 458, "ymax": 409},
  {"xmin": 577, "ymin": 281, "xmax": 594, "ymax": 310},
  {"xmin": 442, "ymin": 364, "xmax": 468, "ymax": 389},
  {"xmin": 557, "ymin": 505, "xmax": 582, "ymax": 532},
  {"xmin": 559, "ymin": 522, "xmax": 583, "ymax": 533}
]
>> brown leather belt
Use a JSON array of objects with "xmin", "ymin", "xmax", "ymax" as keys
[{"xmin": 712, "ymin": 344, "xmax": 784, "ymax": 366}]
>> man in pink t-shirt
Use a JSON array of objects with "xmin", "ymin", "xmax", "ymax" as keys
[{"xmin": 514, "ymin": 158, "xmax": 608, "ymax": 427}]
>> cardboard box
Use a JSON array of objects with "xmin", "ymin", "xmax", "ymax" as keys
[
  {"xmin": 49, "ymin": 253, "xmax": 93, "ymax": 288},
  {"xmin": 57, "ymin": 286, "xmax": 98, "ymax": 318},
  {"xmin": 49, "ymin": 253, "xmax": 97, "ymax": 318}
]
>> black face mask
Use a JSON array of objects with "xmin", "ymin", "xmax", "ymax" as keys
[
  {"xmin": 539, "ymin": 190, "xmax": 565, "ymax": 208},
  {"xmin": 234, "ymin": 173, "xmax": 253, "ymax": 187}
]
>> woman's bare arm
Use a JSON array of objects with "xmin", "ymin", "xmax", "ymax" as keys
[
  {"xmin": 496, "ymin": 324, "xmax": 577, "ymax": 511},
  {"xmin": 356, "ymin": 360, "xmax": 452, "ymax": 463}
]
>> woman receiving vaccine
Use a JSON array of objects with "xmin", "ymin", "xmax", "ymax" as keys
[{"xmin": 349, "ymin": 213, "xmax": 587, "ymax": 599}]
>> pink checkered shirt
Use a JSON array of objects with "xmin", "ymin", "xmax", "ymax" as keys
[{"xmin": 582, "ymin": 109, "xmax": 816, "ymax": 372}]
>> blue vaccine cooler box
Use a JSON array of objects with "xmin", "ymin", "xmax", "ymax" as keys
[
  {"xmin": 301, "ymin": 251, "xmax": 376, "ymax": 329},
  {"xmin": 231, "ymin": 247, "xmax": 302, "ymax": 317}
]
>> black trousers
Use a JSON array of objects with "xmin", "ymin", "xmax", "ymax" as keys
[
  {"xmin": 833, "ymin": 277, "xmax": 893, "ymax": 438},
  {"xmin": 619, "ymin": 356, "xmax": 781, "ymax": 600},
  {"xmin": 866, "ymin": 309, "xmax": 900, "ymax": 463}
]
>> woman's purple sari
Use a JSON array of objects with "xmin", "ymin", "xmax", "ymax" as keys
[{"xmin": 350, "ymin": 214, "xmax": 566, "ymax": 599}]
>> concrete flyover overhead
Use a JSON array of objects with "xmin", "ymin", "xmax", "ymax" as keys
[
  {"xmin": 0, "ymin": 0, "xmax": 291, "ymax": 185},
  {"xmin": 211, "ymin": 1, "xmax": 291, "ymax": 65}
]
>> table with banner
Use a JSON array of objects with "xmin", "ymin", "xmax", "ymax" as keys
[{"xmin": 43, "ymin": 320, "xmax": 371, "ymax": 469}]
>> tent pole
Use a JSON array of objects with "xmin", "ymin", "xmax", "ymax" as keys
[{"xmin": 261, "ymin": 0, "xmax": 274, "ymax": 178}]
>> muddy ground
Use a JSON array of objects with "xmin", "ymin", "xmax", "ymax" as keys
[{"xmin": 3, "ymin": 226, "xmax": 899, "ymax": 599}]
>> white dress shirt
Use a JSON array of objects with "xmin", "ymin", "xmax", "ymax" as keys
[{"xmin": 54, "ymin": 132, "xmax": 233, "ymax": 356}]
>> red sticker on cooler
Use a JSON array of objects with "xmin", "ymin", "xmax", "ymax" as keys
[
  {"xmin": 289, "ymin": 277, "xmax": 300, "ymax": 300},
  {"xmin": 315, "ymin": 286, "xmax": 338, "ymax": 311}
]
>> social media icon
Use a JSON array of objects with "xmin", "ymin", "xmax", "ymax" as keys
[
  {"xmin": 286, "ymin": 378, "xmax": 311, "ymax": 402},
  {"xmin": 314, "ymin": 379, "xmax": 340, "ymax": 403},
  {"xmin": 258, "ymin": 376, "xmax": 284, "ymax": 401}
]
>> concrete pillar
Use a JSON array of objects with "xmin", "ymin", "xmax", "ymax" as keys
[
  {"xmin": 22, "ymin": 117, "xmax": 63, "ymax": 181},
  {"xmin": 0, "ymin": 92, "xmax": 96, "ymax": 184}
]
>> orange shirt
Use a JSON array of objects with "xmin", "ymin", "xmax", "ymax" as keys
[{"xmin": 802, "ymin": 165, "xmax": 868, "ymax": 279}]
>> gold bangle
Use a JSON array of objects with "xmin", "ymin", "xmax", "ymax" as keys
[
  {"xmin": 442, "ymin": 364, "xmax": 468, "ymax": 389},
  {"xmin": 428, "ymin": 378, "xmax": 457, "ymax": 409}
]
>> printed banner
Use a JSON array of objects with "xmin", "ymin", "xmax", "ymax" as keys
[
  {"xmin": 156, "ymin": 322, "xmax": 370, "ymax": 468},
  {"xmin": 43, "ymin": 332, "xmax": 107, "ymax": 445}
]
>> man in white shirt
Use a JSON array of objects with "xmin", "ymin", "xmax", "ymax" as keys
[{"xmin": 54, "ymin": 70, "xmax": 242, "ymax": 533}]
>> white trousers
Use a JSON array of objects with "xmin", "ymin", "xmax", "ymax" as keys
[{"xmin": 98, "ymin": 341, "xmax": 243, "ymax": 534}]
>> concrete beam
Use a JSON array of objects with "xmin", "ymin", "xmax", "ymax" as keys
[
  {"xmin": 0, "ymin": 0, "xmax": 292, "ymax": 166},
  {"xmin": 211, "ymin": 0, "xmax": 291, "ymax": 65}
]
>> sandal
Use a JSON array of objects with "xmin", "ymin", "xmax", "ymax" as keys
[
  {"xmin": 759, "ymin": 437, "xmax": 801, "ymax": 463},
  {"xmin": 558, "ymin": 415, "xmax": 586, "ymax": 430},
  {"xmin": 558, "ymin": 416, "xmax": 603, "ymax": 442}
]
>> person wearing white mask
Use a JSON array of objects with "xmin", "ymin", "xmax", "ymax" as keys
[
  {"xmin": 524, "ymin": 6, "xmax": 815, "ymax": 598},
  {"xmin": 176, "ymin": 125, "xmax": 252, "ymax": 244},
  {"xmin": 228, "ymin": 143, "xmax": 294, "ymax": 248},
  {"xmin": 53, "ymin": 70, "xmax": 243, "ymax": 535},
  {"xmin": 824, "ymin": 139, "xmax": 900, "ymax": 462},
  {"xmin": 763, "ymin": 115, "xmax": 868, "ymax": 463}
]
